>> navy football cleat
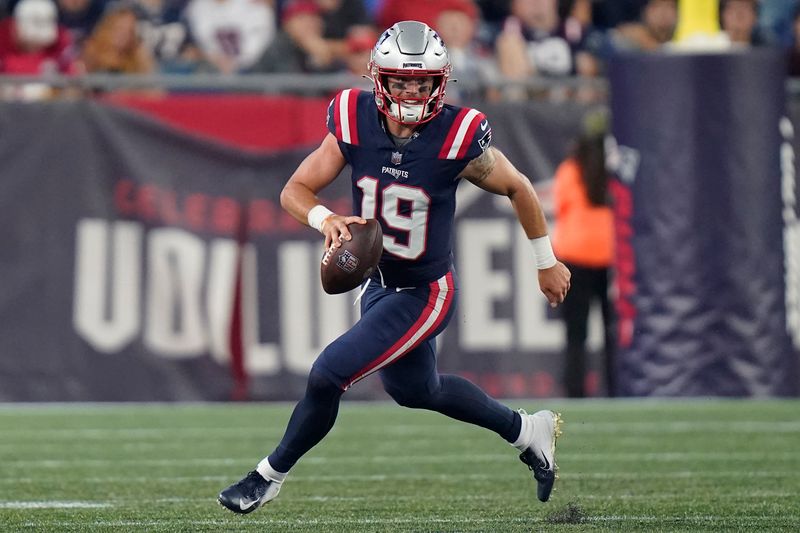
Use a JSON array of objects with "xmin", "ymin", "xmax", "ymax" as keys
[
  {"xmin": 518, "ymin": 410, "xmax": 562, "ymax": 502},
  {"xmin": 218, "ymin": 470, "xmax": 281, "ymax": 514}
]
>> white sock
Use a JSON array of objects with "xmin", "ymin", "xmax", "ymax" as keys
[
  {"xmin": 511, "ymin": 412, "xmax": 532, "ymax": 451},
  {"xmin": 256, "ymin": 458, "xmax": 287, "ymax": 483}
]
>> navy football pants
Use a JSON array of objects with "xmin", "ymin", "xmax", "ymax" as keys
[{"xmin": 268, "ymin": 272, "xmax": 521, "ymax": 473}]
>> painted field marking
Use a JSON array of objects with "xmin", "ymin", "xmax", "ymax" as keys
[
  {"xmin": 17, "ymin": 515, "xmax": 800, "ymax": 529},
  {"xmin": 0, "ymin": 501, "xmax": 111, "ymax": 509},
  {"xmin": 1, "ymin": 420, "xmax": 799, "ymax": 440},
  {"xmin": 3, "ymin": 450, "xmax": 798, "ymax": 468},
  {"xmin": 1, "ymin": 470, "xmax": 797, "ymax": 485}
]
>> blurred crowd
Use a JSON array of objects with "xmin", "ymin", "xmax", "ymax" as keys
[{"xmin": 1, "ymin": 0, "xmax": 799, "ymax": 97}]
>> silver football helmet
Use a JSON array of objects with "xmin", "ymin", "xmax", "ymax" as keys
[{"xmin": 369, "ymin": 21, "xmax": 452, "ymax": 125}]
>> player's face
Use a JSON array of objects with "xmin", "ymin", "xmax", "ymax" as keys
[{"xmin": 386, "ymin": 76, "xmax": 434, "ymax": 100}]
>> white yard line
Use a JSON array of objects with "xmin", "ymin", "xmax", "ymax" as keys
[
  {"xmin": 2, "ymin": 450, "xmax": 798, "ymax": 468},
  {"xmin": 17, "ymin": 515, "xmax": 800, "ymax": 528},
  {"xmin": 144, "ymin": 490, "xmax": 800, "ymax": 504},
  {"xmin": 1, "ymin": 420, "xmax": 799, "ymax": 439},
  {"xmin": 2, "ymin": 470, "xmax": 797, "ymax": 485},
  {"xmin": 0, "ymin": 501, "xmax": 111, "ymax": 509}
]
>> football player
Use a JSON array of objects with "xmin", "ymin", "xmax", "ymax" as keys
[{"xmin": 218, "ymin": 20, "xmax": 571, "ymax": 514}]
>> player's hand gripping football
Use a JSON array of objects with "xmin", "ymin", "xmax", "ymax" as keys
[
  {"xmin": 538, "ymin": 261, "xmax": 571, "ymax": 308},
  {"xmin": 321, "ymin": 214, "xmax": 367, "ymax": 250}
]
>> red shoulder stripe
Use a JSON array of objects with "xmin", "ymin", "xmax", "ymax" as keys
[
  {"xmin": 439, "ymin": 108, "xmax": 469, "ymax": 159},
  {"xmin": 456, "ymin": 112, "xmax": 485, "ymax": 159},
  {"xmin": 332, "ymin": 89, "xmax": 361, "ymax": 144}
]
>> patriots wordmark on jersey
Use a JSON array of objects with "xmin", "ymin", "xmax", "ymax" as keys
[{"xmin": 327, "ymin": 88, "xmax": 493, "ymax": 288}]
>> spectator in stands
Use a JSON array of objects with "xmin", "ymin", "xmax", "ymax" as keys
[
  {"xmin": 475, "ymin": 0, "xmax": 510, "ymax": 26},
  {"xmin": 378, "ymin": 0, "xmax": 478, "ymax": 32},
  {"xmin": 250, "ymin": 2, "xmax": 327, "ymax": 73},
  {"xmin": 434, "ymin": 0, "xmax": 495, "ymax": 101},
  {"xmin": 81, "ymin": 2, "xmax": 154, "ymax": 73},
  {"xmin": 314, "ymin": 0, "xmax": 371, "ymax": 41},
  {"xmin": 562, "ymin": 0, "xmax": 609, "ymax": 80},
  {"xmin": 279, "ymin": 0, "xmax": 371, "ymax": 72},
  {"xmin": 494, "ymin": 0, "xmax": 600, "ymax": 100},
  {"xmin": 566, "ymin": 0, "xmax": 591, "ymax": 27},
  {"xmin": 56, "ymin": 0, "xmax": 104, "ymax": 45},
  {"xmin": 720, "ymin": 0, "xmax": 770, "ymax": 46},
  {"xmin": 342, "ymin": 25, "xmax": 376, "ymax": 76},
  {"xmin": 760, "ymin": 0, "xmax": 799, "ymax": 46},
  {"xmin": 132, "ymin": 0, "xmax": 201, "ymax": 73},
  {"xmin": 252, "ymin": 0, "xmax": 372, "ymax": 74},
  {"xmin": 591, "ymin": 0, "xmax": 648, "ymax": 30},
  {"xmin": 0, "ymin": 0, "xmax": 77, "ymax": 74},
  {"xmin": 552, "ymin": 110, "xmax": 615, "ymax": 398},
  {"xmin": 280, "ymin": 1, "xmax": 337, "ymax": 71},
  {"xmin": 610, "ymin": 0, "xmax": 676, "ymax": 51},
  {"xmin": 184, "ymin": 0, "xmax": 275, "ymax": 74}
]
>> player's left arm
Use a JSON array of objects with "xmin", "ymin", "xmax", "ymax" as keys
[{"xmin": 459, "ymin": 147, "xmax": 571, "ymax": 307}]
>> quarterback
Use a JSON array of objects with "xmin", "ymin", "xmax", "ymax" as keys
[{"xmin": 218, "ymin": 20, "xmax": 571, "ymax": 514}]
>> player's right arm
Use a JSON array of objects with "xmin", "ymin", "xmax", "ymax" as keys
[{"xmin": 280, "ymin": 132, "xmax": 365, "ymax": 249}]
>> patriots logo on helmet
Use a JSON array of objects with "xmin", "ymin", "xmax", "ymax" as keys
[{"xmin": 376, "ymin": 30, "xmax": 391, "ymax": 47}]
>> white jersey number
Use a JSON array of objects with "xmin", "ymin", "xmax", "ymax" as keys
[{"xmin": 357, "ymin": 177, "xmax": 430, "ymax": 259}]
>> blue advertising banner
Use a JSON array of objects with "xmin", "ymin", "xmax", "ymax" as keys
[{"xmin": 609, "ymin": 49, "xmax": 800, "ymax": 396}]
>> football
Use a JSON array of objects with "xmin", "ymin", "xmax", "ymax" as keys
[{"xmin": 320, "ymin": 219, "xmax": 383, "ymax": 294}]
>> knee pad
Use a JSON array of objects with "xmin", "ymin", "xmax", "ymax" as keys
[{"xmin": 306, "ymin": 366, "xmax": 344, "ymax": 403}]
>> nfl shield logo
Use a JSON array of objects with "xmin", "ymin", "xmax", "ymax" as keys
[
  {"xmin": 391, "ymin": 151, "xmax": 403, "ymax": 165},
  {"xmin": 336, "ymin": 250, "xmax": 359, "ymax": 273}
]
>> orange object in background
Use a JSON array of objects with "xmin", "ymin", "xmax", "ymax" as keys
[{"xmin": 552, "ymin": 158, "xmax": 614, "ymax": 267}]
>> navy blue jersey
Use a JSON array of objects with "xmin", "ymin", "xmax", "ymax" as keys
[{"xmin": 327, "ymin": 88, "xmax": 493, "ymax": 287}]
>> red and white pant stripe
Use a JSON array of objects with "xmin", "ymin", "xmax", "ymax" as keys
[{"xmin": 344, "ymin": 272, "xmax": 455, "ymax": 389}]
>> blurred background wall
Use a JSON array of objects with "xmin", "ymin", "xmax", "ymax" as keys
[{"xmin": 1, "ymin": 0, "xmax": 799, "ymax": 400}]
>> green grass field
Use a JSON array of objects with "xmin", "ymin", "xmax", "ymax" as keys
[{"xmin": 1, "ymin": 400, "xmax": 799, "ymax": 532}]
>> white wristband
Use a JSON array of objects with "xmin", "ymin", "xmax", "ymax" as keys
[
  {"xmin": 530, "ymin": 235, "xmax": 557, "ymax": 270},
  {"xmin": 307, "ymin": 205, "xmax": 334, "ymax": 233}
]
